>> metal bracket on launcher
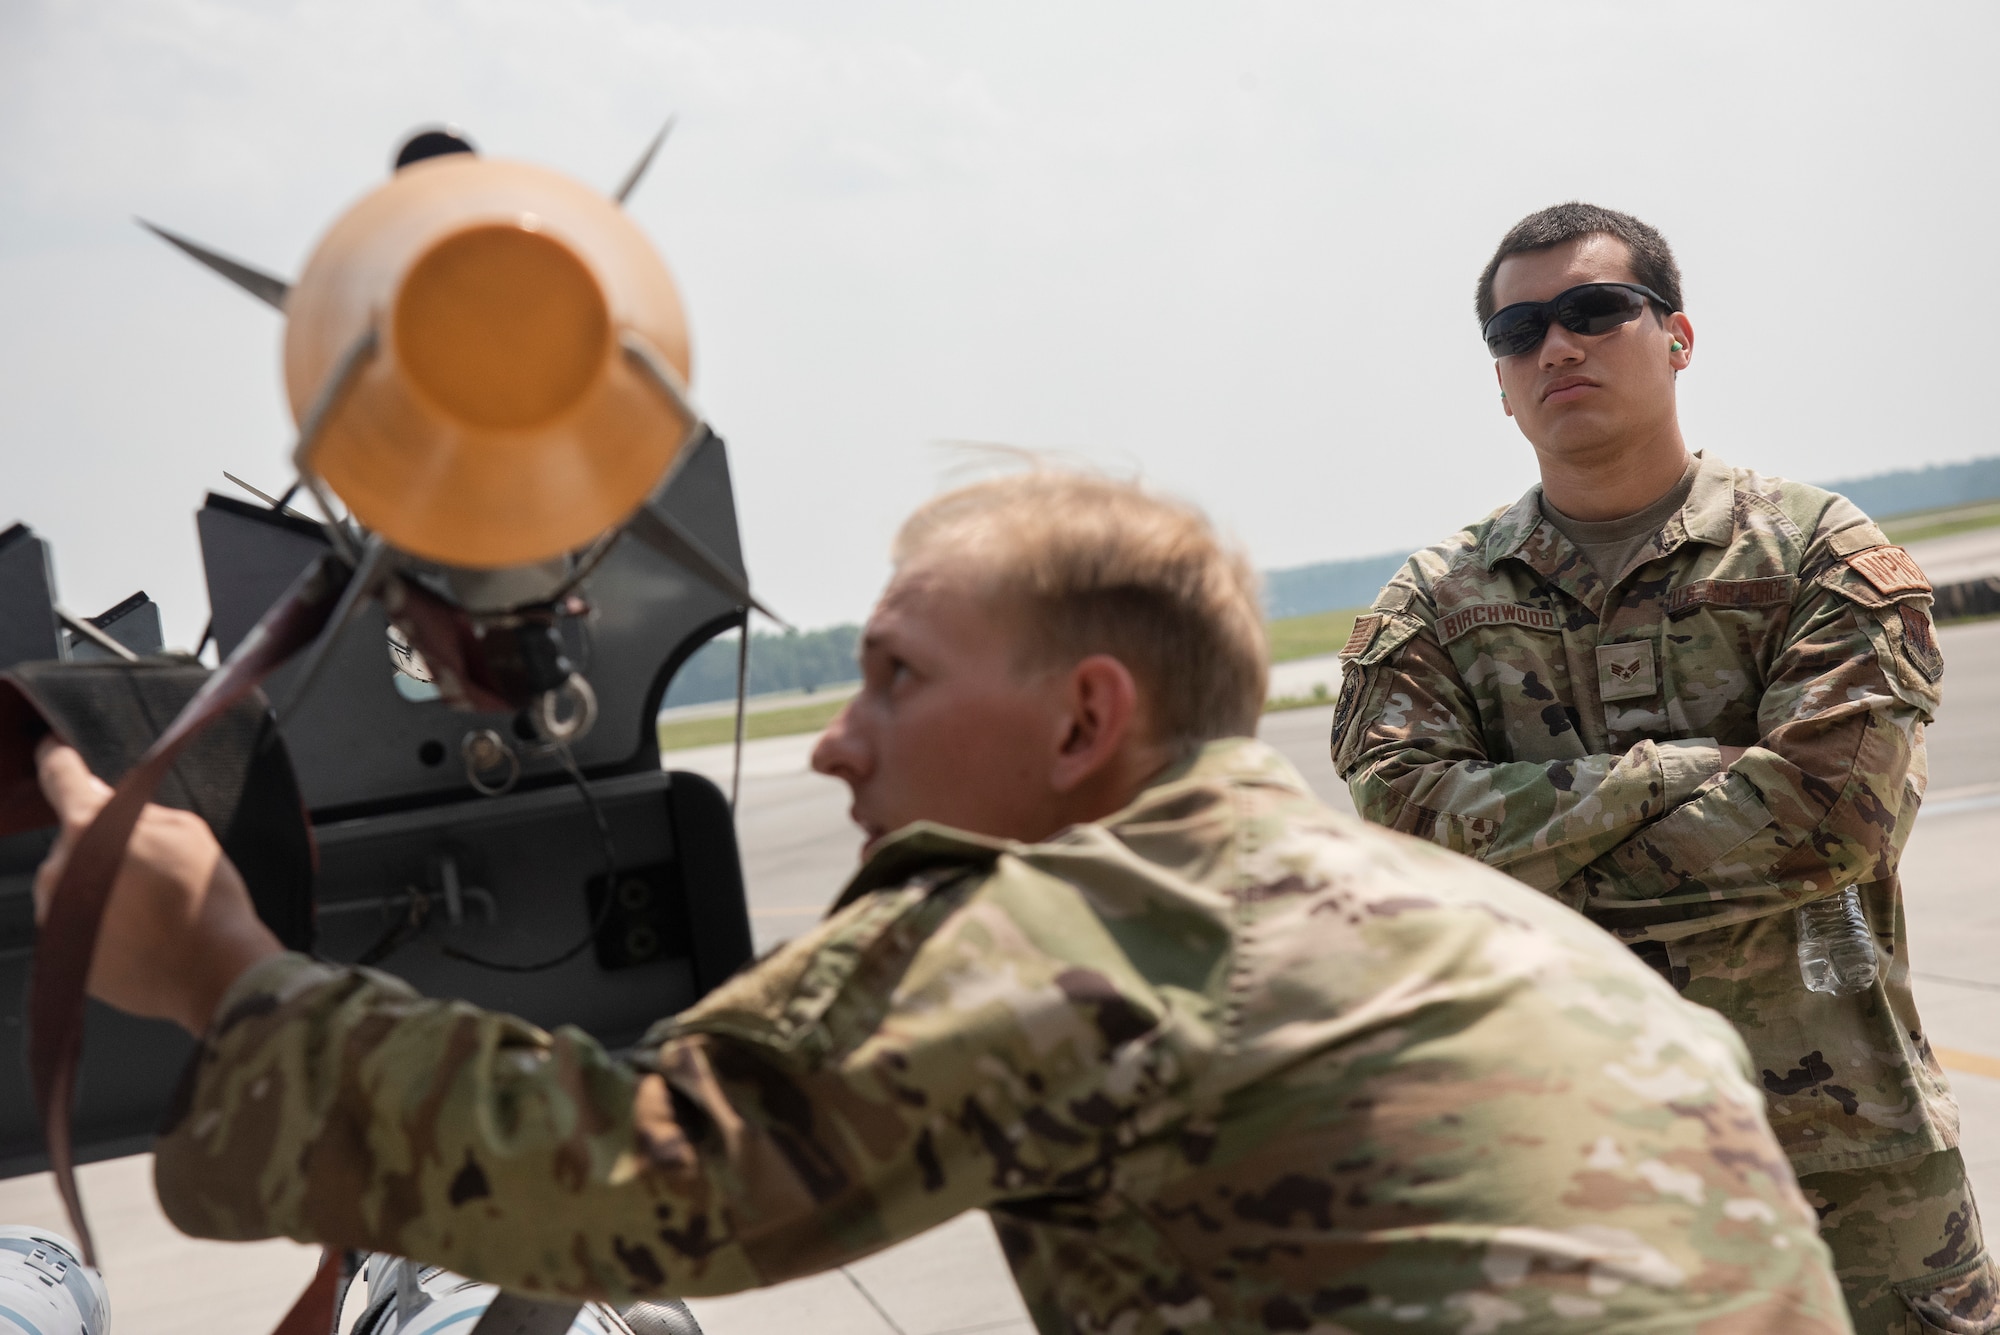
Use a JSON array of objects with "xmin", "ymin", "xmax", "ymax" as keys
[
  {"xmin": 273, "ymin": 536, "xmax": 390, "ymax": 726},
  {"xmin": 290, "ymin": 325, "xmax": 382, "ymax": 564},
  {"xmin": 619, "ymin": 332, "xmax": 788, "ymax": 628}
]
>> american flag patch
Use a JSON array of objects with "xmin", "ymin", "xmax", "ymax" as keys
[{"xmin": 1340, "ymin": 614, "xmax": 1384, "ymax": 658}]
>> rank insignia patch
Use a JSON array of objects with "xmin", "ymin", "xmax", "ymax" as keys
[
  {"xmin": 1847, "ymin": 545, "xmax": 1932, "ymax": 597},
  {"xmin": 1596, "ymin": 640, "xmax": 1658, "ymax": 702}
]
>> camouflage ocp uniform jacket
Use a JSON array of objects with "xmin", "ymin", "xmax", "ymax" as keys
[
  {"xmin": 155, "ymin": 740, "xmax": 1850, "ymax": 1333},
  {"xmin": 1333, "ymin": 449, "xmax": 1955, "ymax": 1180}
]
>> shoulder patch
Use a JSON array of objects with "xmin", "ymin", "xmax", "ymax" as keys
[
  {"xmin": 1436, "ymin": 602, "xmax": 1560, "ymax": 644},
  {"xmin": 1330, "ymin": 668, "xmax": 1362, "ymax": 754},
  {"xmin": 1900, "ymin": 605, "xmax": 1944, "ymax": 683},
  {"xmin": 1846, "ymin": 545, "xmax": 1932, "ymax": 597},
  {"xmin": 1340, "ymin": 614, "xmax": 1383, "ymax": 659}
]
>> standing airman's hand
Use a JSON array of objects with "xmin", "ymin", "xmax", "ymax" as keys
[{"xmin": 33, "ymin": 739, "xmax": 283, "ymax": 1034}]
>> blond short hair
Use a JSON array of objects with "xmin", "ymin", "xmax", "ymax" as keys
[{"xmin": 893, "ymin": 471, "xmax": 1268, "ymax": 747}]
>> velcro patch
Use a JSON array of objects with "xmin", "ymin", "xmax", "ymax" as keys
[
  {"xmin": 1846, "ymin": 545, "xmax": 1931, "ymax": 597},
  {"xmin": 1340, "ymin": 614, "xmax": 1384, "ymax": 659},
  {"xmin": 1900, "ymin": 605, "xmax": 1943, "ymax": 683},
  {"xmin": 1436, "ymin": 603, "xmax": 1560, "ymax": 644},
  {"xmin": 1596, "ymin": 641, "xmax": 1658, "ymax": 701},
  {"xmin": 1664, "ymin": 576, "xmax": 1795, "ymax": 616}
]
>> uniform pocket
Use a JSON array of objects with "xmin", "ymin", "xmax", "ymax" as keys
[{"xmin": 1895, "ymin": 1249, "xmax": 2000, "ymax": 1333}]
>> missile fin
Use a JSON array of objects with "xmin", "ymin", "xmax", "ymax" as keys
[
  {"xmin": 625, "ymin": 502, "xmax": 788, "ymax": 629},
  {"xmin": 138, "ymin": 218, "xmax": 291, "ymax": 311},
  {"xmin": 613, "ymin": 116, "xmax": 676, "ymax": 205}
]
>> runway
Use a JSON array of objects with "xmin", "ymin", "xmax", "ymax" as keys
[{"xmin": 0, "ymin": 619, "xmax": 1995, "ymax": 1334}]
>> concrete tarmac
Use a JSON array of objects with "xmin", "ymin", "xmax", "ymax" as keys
[
  {"xmin": 1904, "ymin": 526, "xmax": 2000, "ymax": 588},
  {"xmin": 1, "ymin": 622, "xmax": 1995, "ymax": 1334}
]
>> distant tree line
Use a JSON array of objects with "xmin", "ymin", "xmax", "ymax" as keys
[
  {"xmin": 662, "ymin": 623, "xmax": 863, "ymax": 708},
  {"xmin": 1262, "ymin": 552, "xmax": 1408, "ymax": 621},
  {"xmin": 664, "ymin": 454, "xmax": 2000, "ymax": 704},
  {"xmin": 1821, "ymin": 456, "xmax": 2000, "ymax": 520},
  {"xmin": 1261, "ymin": 454, "xmax": 2000, "ymax": 622}
]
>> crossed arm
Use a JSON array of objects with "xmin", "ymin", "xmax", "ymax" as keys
[
  {"xmin": 1336, "ymin": 626, "xmax": 1731, "ymax": 895},
  {"xmin": 1338, "ymin": 583, "xmax": 1934, "ymax": 941}
]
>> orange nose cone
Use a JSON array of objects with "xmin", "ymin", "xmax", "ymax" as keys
[
  {"xmin": 284, "ymin": 156, "xmax": 693, "ymax": 569},
  {"xmin": 393, "ymin": 221, "xmax": 611, "ymax": 431}
]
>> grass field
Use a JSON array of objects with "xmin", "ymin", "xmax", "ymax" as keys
[
  {"xmin": 652, "ymin": 489, "xmax": 2000, "ymax": 755},
  {"xmin": 1267, "ymin": 607, "xmax": 1364, "ymax": 663},
  {"xmin": 658, "ymin": 607, "xmax": 1370, "ymax": 751},
  {"xmin": 656, "ymin": 495, "xmax": 2000, "ymax": 753},
  {"xmin": 1266, "ymin": 681, "xmax": 1339, "ymax": 713},
  {"xmin": 1883, "ymin": 498, "xmax": 2000, "ymax": 545},
  {"xmin": 658, "ymin": 695, "xmax": 850, "ymax": 752}
]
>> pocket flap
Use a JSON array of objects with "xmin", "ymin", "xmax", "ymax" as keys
[{"xmin": 1894, "ymin": 1248, "xmax": 2000, "ymax": 1333}]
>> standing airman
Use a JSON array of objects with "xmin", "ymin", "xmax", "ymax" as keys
[{"xmin": 1335, "ymin": 202, "xmax": 1987, "ymax": 1332}]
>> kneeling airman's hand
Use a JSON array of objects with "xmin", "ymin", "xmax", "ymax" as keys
[{"xmin": 33, "ymin": 740, "xmax": 282, "ymax": 1034}]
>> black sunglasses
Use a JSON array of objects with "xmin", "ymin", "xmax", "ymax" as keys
[{"xmin": 1482, "ymin": 282, "xmax": 1674, "ymax": 359}]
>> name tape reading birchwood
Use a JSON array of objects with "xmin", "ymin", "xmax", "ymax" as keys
[{"xmin": 1437, "ymin": 603, "xmax": 1560, "ymax": 644}]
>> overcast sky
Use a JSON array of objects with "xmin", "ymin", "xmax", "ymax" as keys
[{"xmin": 3, "ymin": 2, "xmax": 1996, "ymax": 644}]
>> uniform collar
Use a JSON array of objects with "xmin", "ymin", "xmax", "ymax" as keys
[
  {"xmin": 1117, "ymin": 736, "xmax": 1311, "ymax": 806},
  {"xmin": 1480, "ymin": 448, "xmax": 1738, "ymax": 575},
  {"xmin": 1677, "ymin": 449, "xmax": 1738, "ymax": 548},
  {"xmin": 1481, "ymin": 487, "xmax": 1551, "ymax": 571},
  {"xmin": 831, "ymin": 737, "xmax": 1306, "ymax": 911},
  {"xmin": 1479, "ymin": 486, "xmax": 1604, "ymax": 613}
]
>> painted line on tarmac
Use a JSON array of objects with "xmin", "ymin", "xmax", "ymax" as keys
[
  {"xmin": 1921, "ymin": 784, "xmax": 2000, "ymax": 820},
  {"xmin": 1938, "ymin": 1047, "xmax": 2000, "ymax": 1082},
  {"xmin": 1915, "ymin": 970, "xmax": 2000, "ymax": 995}
]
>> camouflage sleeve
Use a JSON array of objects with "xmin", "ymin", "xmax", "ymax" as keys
[
  {"xmin": 1572, "ymin": 564, "xmax": 1941, "ymax": 943},
  {"xmin": 1335, "ymin": 605, "xmax": 1722, "ymax": 897},
  {"xmin": 152, "ymin": 855, "xmax": 1166, "ymax": 1302}
]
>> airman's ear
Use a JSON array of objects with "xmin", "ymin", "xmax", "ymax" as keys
[
  {"xmin": 1050, "ymin": 654, "xmax": 1140, "ymax": 794},
  {"xmin": 1667, "ymin": 312, "xmax": 1694, "ymax": 372},
  {"xmin": 1495, "ymin": 363, "xmax": 1513, "ymax": 418}
]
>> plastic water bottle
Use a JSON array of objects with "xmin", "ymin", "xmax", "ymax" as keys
[{"xmin": 1796, "ymin": 888, "xmax": 1879, "ymax": 995}]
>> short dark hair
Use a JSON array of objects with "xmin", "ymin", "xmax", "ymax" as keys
[{"xmin": 1475, "ymin": 202, "xmax": 1683, "ymax": 324}]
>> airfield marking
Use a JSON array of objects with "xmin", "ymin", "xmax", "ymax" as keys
[
  {"xmin": 1938, "ymin": 1048, "xmax": 2000, "ymax": 1081},
  {"xmin": 1922, "ymin": 783, "xmax": 2000, "ymax": 820}
]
